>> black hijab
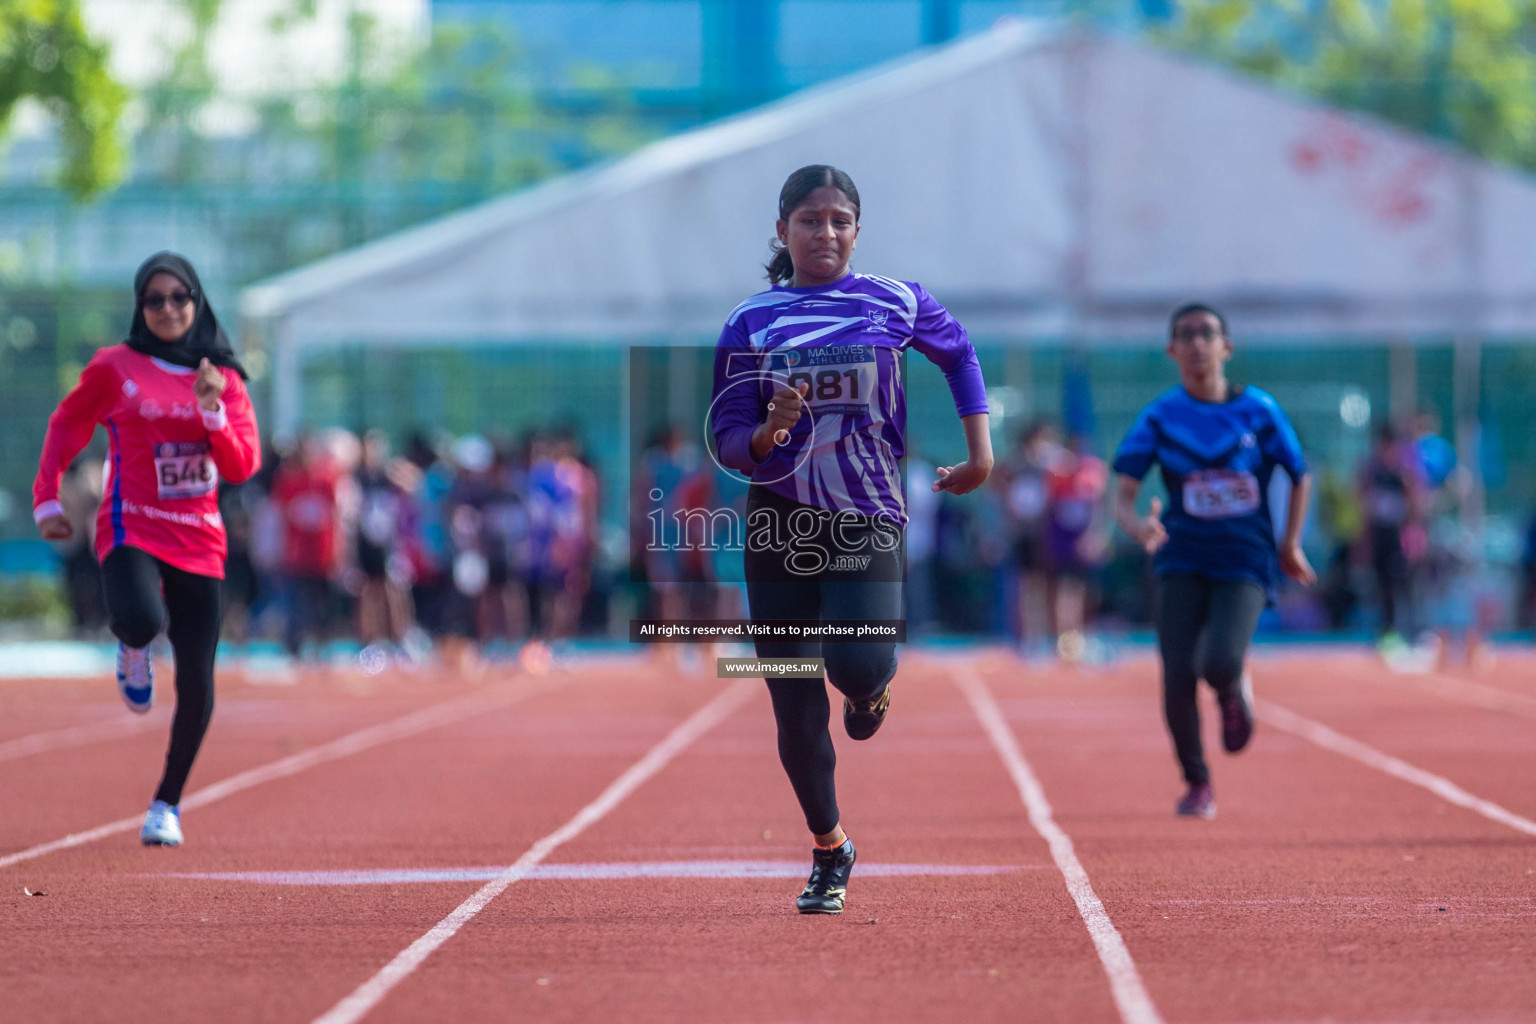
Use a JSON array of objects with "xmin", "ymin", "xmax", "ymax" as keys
[{"xmin": 125, "ymin": 252, "xmax": 249, "ymax": 380}]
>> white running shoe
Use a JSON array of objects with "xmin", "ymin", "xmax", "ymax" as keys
[
  {"xmin": 116, "ymin": 643, "xmax": 154, "ymax": 714},
  {"xmin": 358, "ymin": 643, "xmax": 391, "ymax": 676},
  {"xmin": 140, "ymin": 800, "xmax": 182, "ymax": 846}
]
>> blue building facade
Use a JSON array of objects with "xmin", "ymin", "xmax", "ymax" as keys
[{"xmin": 431, "ymin": 1, "xmax": 1158, "ymax": 120}]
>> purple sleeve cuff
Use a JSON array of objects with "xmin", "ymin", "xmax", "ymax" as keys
[
  {"xmin": 34, "ymin": 500, "xmax": 66, "ymax": 524},
  {"xmin": 716, "ymin": 425, "xmax": 764, "ymax": 474},
  {"xmin": 944, "ymin": 356, "xmax": 990, "ymax": 417}
]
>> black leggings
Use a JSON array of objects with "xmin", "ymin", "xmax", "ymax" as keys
[
  {"xmin": 744, "ymin": 486, "xmax": 903, "ymax": 836},
  {"xmin": 102, "ymin": 546, "xmax": 223, "ymax": 806},
  {"xmin": 1370, "ymin": 527, "xmax": 1412, "ymax": 635},
  {"xmin": 1155, "ymin": 573, "xmax": 1266, "ymax": 786}
]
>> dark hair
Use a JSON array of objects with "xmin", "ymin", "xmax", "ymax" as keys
[
  {"xmin": 1168, "ymin": 302, "xmax": 1229, "ymax": 339},
  {"xmin": 766, "ymin": 164, "xmax": 861, "ymax": 285}
]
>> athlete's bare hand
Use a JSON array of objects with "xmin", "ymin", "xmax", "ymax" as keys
[
  {"xmin": 765, "ymin": 382, "xmax": 810, "ymax": 445},
  {"xmin": 1280, "ymin": 541, "xmax": 1316, "ymax": 585},
  {"xmin": 1129, "ymin": 497, "xmax": 1168, "ymax": 554},
  {"xmin": 194, "ymin": 358, "xmax": 227, "ymax": 412},
  {"xmin": 932, "ymin": 460, "xmax": 990, "ymax": 496},
  {"xmin": 38, "ymin": 514, "xmax": 72, "ymax": 541}
]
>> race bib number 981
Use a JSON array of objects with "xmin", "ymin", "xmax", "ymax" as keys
[
  {"xmin": 1182, "ymin": 469, "xmax": 1260, "ymax": 520},
  {"xmin": 769, "ymin": 345, "xmax": 878, "ymax": 417},
  {"xmin": 155, "ymin": 441, "xmax": 217, "ymax": 500}
]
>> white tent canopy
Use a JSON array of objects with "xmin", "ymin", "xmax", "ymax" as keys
[{"xmin": 242, "ymin": 19, "xmax": 1536, "ymax": 432}]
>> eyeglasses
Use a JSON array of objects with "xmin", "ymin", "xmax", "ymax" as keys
[
  {"xmin": 143, "ymin": 291, "xmax": 193, "ymax": 312},
  {"xmin": 1172, "ymin": 326, "xmax": 1221, "ymax": 342}
]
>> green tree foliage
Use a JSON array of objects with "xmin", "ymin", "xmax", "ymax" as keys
[
  {"xmin": 313, "ymin": 15, "xmax": 651, "ymax": 196},
  {"xmin": 300, "ymin": 15, "xmax": 552, "ymax": 247},
  {"xmin": 1163, "ymin": 0, "xmax": 1536, "ymax": 170},
  {"xmin": 0, "ymin": 0, "xmax": 126, "ymax": 199},
  {"xmin": 137, "ymin": 0, "xmax": 222, "ymax": 183},
  {"xmin": 147, "ymin": 5, "xmax": 656, "ymax": 264}
]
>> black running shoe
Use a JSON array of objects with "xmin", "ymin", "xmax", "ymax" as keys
[
  {"xmin": 843, "ymin": 685, "xmax": 891, "ymax": 741},
  {"xmin": 796, "ymin": 838, "xmax": 856, "ymax": 914},
  {"xmin": 1219, "ymin": 671, "xmax": 1255, "ymax": 753},
  {"xmin": 1175, "ymin": 782, "xmax": 1215, "ymax": 819}
]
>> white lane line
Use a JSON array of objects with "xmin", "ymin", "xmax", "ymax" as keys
[
  {"xmin": 166, "ymin": 861, "xmax": 1041, "ymax": 885},
  {"xmin": 311, "ymin": 679, "xmax": 757, "ymax": 1024},
  {"xmin": 956, "ymin": 667, "xmax": 1165, "ymax": 1024},
  {"xmin": 1256, "ymin": 699, "xmax": 1536, "ymax": 838},
  {"xmin": 0, "ymin": 714, "xmax": 162, "ymax": 764},
  {"xmin": 0, "ymin": 677, "xmax": 564, "ymax": 871},
  {"xmin": 1406, "ymin": 672, "xmax": 1536, "ymax": 722}
]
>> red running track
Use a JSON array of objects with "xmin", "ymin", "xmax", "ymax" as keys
[{"xmin": 1, "ymin": 648, "xmax": 1533, "ymax": 1022}]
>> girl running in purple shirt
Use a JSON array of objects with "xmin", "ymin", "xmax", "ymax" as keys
[{"xmin": 711, "ymin": 165, "xmax": 993, "ymax": 914}]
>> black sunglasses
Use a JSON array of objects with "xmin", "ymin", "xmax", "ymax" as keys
[{"xmin": 143, "ymin": 290, "xmax": 193, "ymax": 312}]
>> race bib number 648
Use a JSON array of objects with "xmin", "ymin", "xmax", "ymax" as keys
[
  {"xmin": 1182, "ymin": 469, "xmax": 1260, "ymax": 520},
  {"xmin": 155, "ymin": 441, "xmax": 217, "ymax": 500}
]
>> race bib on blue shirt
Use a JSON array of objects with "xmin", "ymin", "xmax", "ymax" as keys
[{"xmin": 1182, "ymin": 469, "xmax": 1260, "ymax": 520}]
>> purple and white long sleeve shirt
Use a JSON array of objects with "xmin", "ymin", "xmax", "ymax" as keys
[{"xmin": 710, "ymin": 273, "xmax": 988, "ymax": 525}]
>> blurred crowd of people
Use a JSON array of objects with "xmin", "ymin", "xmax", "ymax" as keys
[
  {"xmin": 945, "ymin": 409, "xmax": 1534, "ymax": 667},
  {"xmin": 51, "ymin": 425, "xmax": 605, "ymax": 670},
  {"xmin": 636, "ymin": 409, "xmax": 1536, "ymax": 669},
  {"xmin": 1315, "ymin": 411, "xmax": 1505, "ymax": 666},
  {"xmin": 44, "ymin": 412, "xmax": 1536, "ymax": 664}
]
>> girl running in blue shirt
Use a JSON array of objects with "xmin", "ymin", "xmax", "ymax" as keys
[{"xmin": 1112, "ymin": 304, "xmax": 1315, "ymax": 819}]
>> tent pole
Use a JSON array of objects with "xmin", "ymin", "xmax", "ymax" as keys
[
  {"xmin": 1006, "ymin": 346, "xmax": 1032, "ymax": 423},
  {"xmin": 1452, "ymin": 118, "xmax": 1486, "ymax": 527},
  {"xmin": 668, "ymin": 342, "xmax": 697, "ymax": 435},
  {"xmin": 1452, "ymin": 334, "xmax": 1483, "ymax": 524},
  {"xmin": 271, "ymin": 317, "xmax": 301, "ymax": 444},
  {"xmin": 1389, "ymin": 342, "xmax": 1416, "ymax": 426},
  {"xmin": 1063, "ymin": 29, "xmax": 1092, "ymax": 439}
]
